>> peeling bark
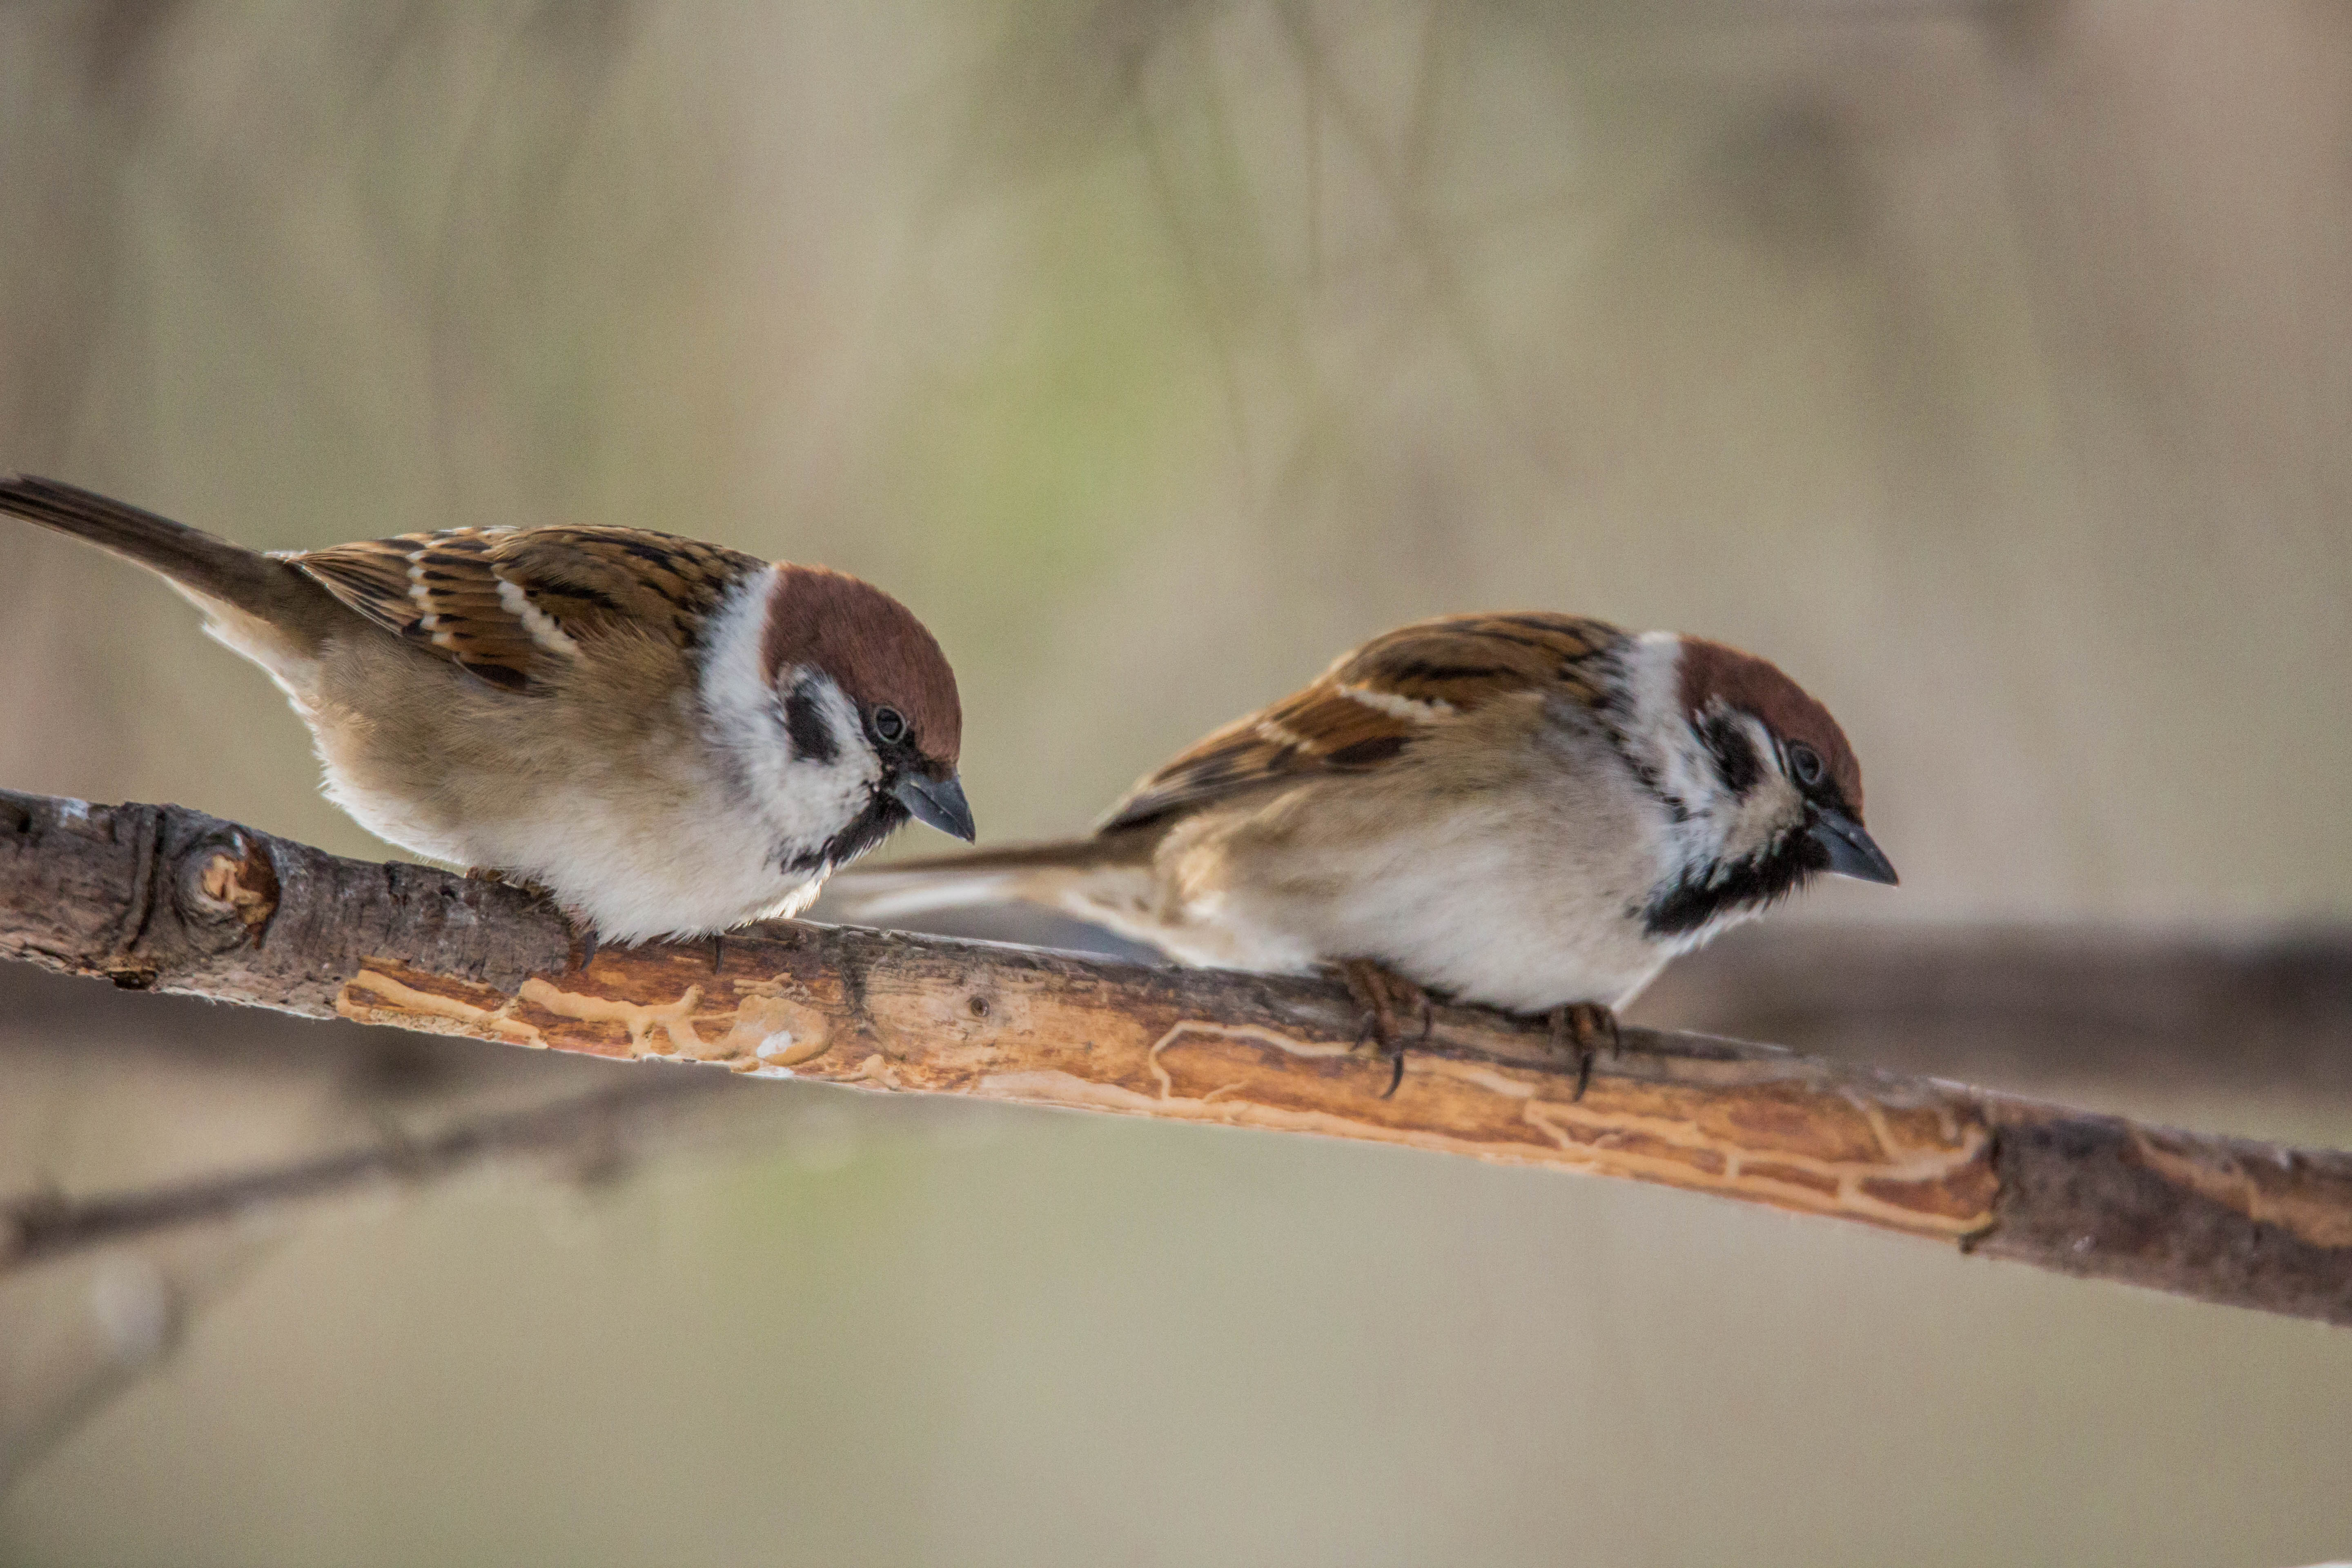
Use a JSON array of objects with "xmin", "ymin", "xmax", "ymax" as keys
[{"xmin": 2, "ymin": 787, "xmax": 2348, "ymax": 1325}]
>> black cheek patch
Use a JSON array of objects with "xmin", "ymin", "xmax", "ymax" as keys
[
  {"xmin": 1698, "ymin": 713, "xmax": 1760, "ymax": 796},
  {"xmin": 782, "ymin": 684, "xmax": 839, "ymax": 766}
]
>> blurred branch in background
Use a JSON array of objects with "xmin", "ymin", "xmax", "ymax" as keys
[
  {"xmin": 1633, "ymin": 922, "xmax": 2352, "ymax": 1103},
  {"xmin": 0, "ymin": 1212, "xmax": 276, "ymax": 1491},
  {"xmin": 0, "ymin": 1064, "xmax": 737, "ymax": 1482},
  {"xmin": 5, "ymin": 786, "xmax": 2349, "ymax": 1328},
  {"xmin": 2, "ymin": 1076, "xmax": 731, "ymax": 1276},
  {"xmin": 0, "ymin": 947, "xmax": 851, "ymax": 1491},
  {"xmin": 0, "ymin": 946, "xmax": 927, "ymax": 1493}
]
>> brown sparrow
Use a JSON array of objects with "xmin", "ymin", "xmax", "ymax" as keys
[
  {"xmin": 1, "ymin": 474, "xmax": 974, "ymax": 942},
  {"xmin": 835, "ymin": 611, "xmax": 1893, "ymax": 1042}
]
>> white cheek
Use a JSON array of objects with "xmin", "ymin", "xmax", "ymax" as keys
[
  {"xmin": 1711, "ymin": 714, "xmax": 1800, "ymax": 858},
  {"xmin": 764, "ymin": 679, "xmax": 881, "ymax": 839},
  {"xmin": 697, "ymin": 575, "xmax": 882, "ymax": 846},
  {"xmin": 1624, "ymin": 656, "xmax": 1804, "ymax": 880},
  {"xmin": 1718, "ymin": 775, "xmax": 1803, "ymax": 860}
]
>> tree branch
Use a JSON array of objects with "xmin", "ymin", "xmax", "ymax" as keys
[{"xmin": 2, "ymin": 786, "xmax": 2348, "ymax": 1325}]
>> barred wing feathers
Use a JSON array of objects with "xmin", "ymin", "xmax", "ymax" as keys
[
  {"xmin": 287, "ymin": 526, "xmax": 765, "ymax": 693},
  {"xmin": 1100, "ymin": 612, "xmax": 1621, "ymax": 832}
]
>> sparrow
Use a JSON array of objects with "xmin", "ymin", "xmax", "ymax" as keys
[
  {"xmin": 833, "ymin": 611, "xmax": 1894, "ymax": 1074},
  {"xmin": 0, "ymin": 474, "xmax": 975, "ymax": 943}
]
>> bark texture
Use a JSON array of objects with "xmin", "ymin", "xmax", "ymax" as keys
[{"xmin": 3, "ymin": 787, "xmax": 2348, "ymax": 1324}]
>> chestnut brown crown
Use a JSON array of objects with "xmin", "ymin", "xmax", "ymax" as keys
[
  {"xmin": 1675, "ymin": 637, "xmax": 1864, "ymax": 815},
  {"xmin": 762, "ymin": 566, "xmax": 962, "ymax": 773}
]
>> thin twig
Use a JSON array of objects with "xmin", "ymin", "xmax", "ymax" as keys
[{"xmin": 2, "ymin": 1076, "xmax": 731, "ymax": 1273}]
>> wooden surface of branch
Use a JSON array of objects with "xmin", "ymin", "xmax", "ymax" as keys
[{"xmin": 3, "ymin": 786, "xmax": 2348, "ymax": 1325}]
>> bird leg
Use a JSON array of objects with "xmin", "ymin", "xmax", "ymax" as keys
[
  {"xmin": 1546, "ymin": 1002, "xmax": 1620, "ymax": 1102},
  {"xmin": 1339, "ymin": 958, "xmax": 1435, "ymax": 1099}
]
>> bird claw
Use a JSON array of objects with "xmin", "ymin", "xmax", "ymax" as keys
[
  {"xmin": 569, "ymin": 920, "xmax": 601, "ymax": 973},
  {"xmin": 470, "ymin": 866, "xmax": 600, "ymax": 972},
  {"xmin": 1547, "ymin": 1002, "xmax": 1621, "ymax": 1101},
  {"xmin": 466, "ymin": 865, "xmax": 556, "ymax": 900},
  {"xmin": 1340, "ymin": 958, "xmax": 1434, "ymax": 1100}
]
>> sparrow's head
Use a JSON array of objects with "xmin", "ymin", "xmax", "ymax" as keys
[
  {"xmin": 1631, "ymin": 633, "xmax": 1894, "ymax": 941},
  {"xmin": 698, "ymin": 563, "xmax": 972, "ymax": 876}
]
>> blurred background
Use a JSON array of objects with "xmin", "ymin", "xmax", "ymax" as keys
[{"xmin": 2, "ymin": 1, "xmax": 2350, "ymax": 1563}]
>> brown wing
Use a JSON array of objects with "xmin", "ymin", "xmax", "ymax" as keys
[
  {"xmin": 1098, "ymin": 612, "xmax": 1625, "ymax": 832},
  {"xmin": 285, "ymin": 526, "xmax": 766, "ymax": 693}
]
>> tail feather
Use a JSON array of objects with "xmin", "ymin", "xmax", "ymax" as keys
[
  {"xmin": 0, "ymin": 473, "xmax": 323, "ymax": 628},
  {"xmin": 829, "ymin": 834, "xmax": 1151, "ymax": 922}
]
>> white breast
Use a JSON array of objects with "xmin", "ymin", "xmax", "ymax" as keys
[
  {"xmin": 450, "ymin": 782, "xmax": 831, "ymax": 941},
  {"xmin": 1134, "ymin": 717, "xmax": 1688, "ymax": 1013}
]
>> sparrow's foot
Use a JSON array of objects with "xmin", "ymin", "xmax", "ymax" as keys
[
  {"xmin": 468, "ymin": 867, "xmax": 597, "ymax": 970},
  {"xmin": 1546, "ymin": 1002, "xmax": 1620, "ymax": 1101},
  {"xmin": 466, "ymin": 865, "xmax": 559, "ymax": 900},
  {"xmin": 1339, "ymin": 958, "xmax": 1434, "ymax": 1099}
]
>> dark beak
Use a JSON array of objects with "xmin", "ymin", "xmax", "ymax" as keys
[
  {"xmin": 1809, "ymin": 806, "xmax": 1898, "ymax": 885},
  {"xmin": 892, "ymin": 772, "xmax": 976, "ymax": 843}
]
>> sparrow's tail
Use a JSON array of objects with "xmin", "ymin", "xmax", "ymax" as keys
[
  {"xmin": 827, "ymin": 833, "xmax": 1156, "ymax": 923},
  {"xmin": 0, "ymin": 473, "xmax": 325, "ymax": 628}
]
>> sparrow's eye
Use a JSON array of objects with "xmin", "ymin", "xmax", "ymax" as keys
[
  {"xmin": 1786, "ymin": 742, "xmax": 1825, "ymax": 788},
  {"xmin": 872, "ymin": 706, "xmax": 908, "ymax": 746}
]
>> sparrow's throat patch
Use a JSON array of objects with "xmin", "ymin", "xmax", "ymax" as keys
[{"xmin": 1641, "ymin": 830, "xmax": 1825, "ymax": 939}]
